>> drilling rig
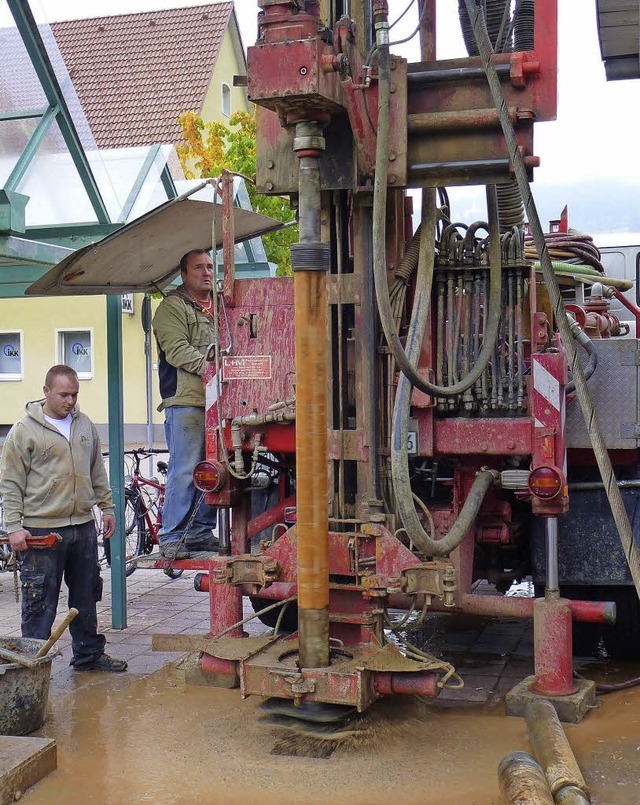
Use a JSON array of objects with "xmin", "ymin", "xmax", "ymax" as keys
[{"xmin": 147, "ymin": 0, "xmax": 640, "ymax": 726}]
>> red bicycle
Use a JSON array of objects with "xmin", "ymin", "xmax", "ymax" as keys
[{"xmin": 123, "ymin": 448, "xmax": 182, "ymax": 579}]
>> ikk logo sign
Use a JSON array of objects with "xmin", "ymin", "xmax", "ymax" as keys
[
  {"xmin": 72, "ymin": 342, "xmax": 89, "ymax": 357},
  {"xmin": 3, "ymin": 343, "xmax": 19, "ymax": 358}
]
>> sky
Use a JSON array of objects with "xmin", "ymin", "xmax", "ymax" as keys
[{"xmin": 9, "ymin": 0, "xmax": 640, "ymax": 233}]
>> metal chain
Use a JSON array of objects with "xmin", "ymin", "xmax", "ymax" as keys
[
  {"xmin": 164, "ymin": 490, "xmax": 207, "ymax": 573},
  {"xmin": 13, "ymin": 558, "xmax": 19, "ymax": 603}
]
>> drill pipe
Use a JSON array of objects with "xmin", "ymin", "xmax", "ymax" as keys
[
  {"xmin": 498, "ymin": 751, "xmax": 555, "ymax": 804},
  {"xmin": 292, "ymin": 129, "xmax": 330, "ymax": 670},
  {"xmin": 525, "ymin": 700, "xmax": 590, "ymax": 801}
]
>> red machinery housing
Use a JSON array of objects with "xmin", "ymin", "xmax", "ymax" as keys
[{"xmin": 154, "ymin": 1, "xmax": 636, "ymax": 715}]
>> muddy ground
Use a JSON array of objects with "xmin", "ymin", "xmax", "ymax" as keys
[{"xmin": 23, "ymin": 662, "xmax": 640, "ymax": 804}]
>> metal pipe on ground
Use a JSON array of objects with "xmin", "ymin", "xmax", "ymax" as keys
[
  {"xmin": 497, "ymin": 751, "xmax": 554, "ymax": 804},
  {"xmin": 525, "ymin": 699, "xmax": 590, "ymax": 804}
]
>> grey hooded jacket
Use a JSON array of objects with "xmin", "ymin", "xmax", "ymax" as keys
[{"xmin": 0, "ymin": 400, "xmax": 114, "ymax": 533}]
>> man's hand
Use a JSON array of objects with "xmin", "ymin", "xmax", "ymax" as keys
[
  {"xmin": 102, "ymin": 514, "xmax": 116, "ymax": 540},
  {"xmin": 9, "ymin": 528, "xmax": 31, "ymax": 552}
]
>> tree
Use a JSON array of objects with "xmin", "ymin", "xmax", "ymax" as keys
[{"xmin": 177, "ymin": 110, "xmax": 297, "ymax": 275}]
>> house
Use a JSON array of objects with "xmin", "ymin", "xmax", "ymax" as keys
[
  {"xmin": 0, "ymin": 2, "xmax": 263, "ymax": 443},
  {"xmin": 51, "ymin": 3, "xmax": 249, "ymax": 154}
]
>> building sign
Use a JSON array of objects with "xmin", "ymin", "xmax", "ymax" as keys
[
  {"xmin": 121, "ymin": 294, "xmax": 134, "ymax": 315},
  {"xmin": 0, "ymin": 332, "xmax": 22, "ymax": 379},
  {"xmin": 59, "ymin": 330, "xmax": 92, "ymax": 377}
]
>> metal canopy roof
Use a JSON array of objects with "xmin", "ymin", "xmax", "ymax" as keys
[{"xmin": 27, "ymin": 183, "xmax": 283, "ymax": 296}]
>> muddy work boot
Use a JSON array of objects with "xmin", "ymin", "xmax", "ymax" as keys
[
  {"xmin": 75, "ymin": 654, "xmax": 128, "ymax": 672},
  {"xmin": 160, "ymin": 542, "xmax": 190, "ymax": 559}
]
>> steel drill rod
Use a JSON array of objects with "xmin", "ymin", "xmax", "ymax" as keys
[
  {"xmin": 545, "ymin": 517, "xmax": 559, "ymax": 595},
  {"xmin": 294, "ymin": 148, "xmax": 330, "ymax": 670}
]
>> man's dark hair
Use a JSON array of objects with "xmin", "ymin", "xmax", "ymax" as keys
[
  {"xmin": 45, "ymin": 364, "xmax": 79, "ymax": 388},
  {"xmin": 180, "ymin": 249, "xmax": 209, "ymax": 274}
]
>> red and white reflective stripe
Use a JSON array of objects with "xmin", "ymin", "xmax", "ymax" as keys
[
  {"xmin": 532, "ymin": 354, "xmax": 565, "ymax": 431},
  {"xmin": 532, "ymin": 352, "xmax": 567, "ymax": 477},
  {"xmin": 532, "ymin": 357, "xmax": 560, "ymax": 428}
]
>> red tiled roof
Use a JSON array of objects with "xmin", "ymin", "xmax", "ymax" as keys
[{"xmin": 51, "ymin": 3, "xmax": 234, "ymax": 149}]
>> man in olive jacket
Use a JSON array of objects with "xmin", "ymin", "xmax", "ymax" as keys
[
  {"xmin": 0, "ymin": 365, "xmax": 126, "ymax": 671},
  {"xmin": 152, "ymin": 249, "xmax": 218, "ymax": 559}
]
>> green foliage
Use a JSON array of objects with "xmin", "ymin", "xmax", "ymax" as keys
[{"xmin": 177, "ymin": 110, "xmax": 297, "ymax": 275}]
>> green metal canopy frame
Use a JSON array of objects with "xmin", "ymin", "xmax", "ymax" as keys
[{"xmin": 0, "ymin": 0, "xmax": 155, "ymax": 628}]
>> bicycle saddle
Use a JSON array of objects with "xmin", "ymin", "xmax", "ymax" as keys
[{"xmin": 157, "ymin": 461, "xmax": 168, "ymax": 473}]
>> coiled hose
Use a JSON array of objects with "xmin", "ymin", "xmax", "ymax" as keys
[
  {"xmin": 463, "ymin": 0, "xmax": 640, "ymax": 600},
  {"xmin": 372, "ymin": 24, "xmax": 502, "ymax": 398}
]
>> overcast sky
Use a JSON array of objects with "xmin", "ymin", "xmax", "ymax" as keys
[{"xmin": 12, "ymin": 0, "xmax": 640, "ymax": 232}]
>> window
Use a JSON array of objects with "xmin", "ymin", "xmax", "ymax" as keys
[
  {"xmin": 0, "ymin": 331, "xmax": 24, "ymax": 380},
  {"xmin": 221, "ymin": 82, "xmax": 231, "ymax": 117},
  {"xmin": 56, "ymin": 329, "xmax": 93, "ymax": 379}
]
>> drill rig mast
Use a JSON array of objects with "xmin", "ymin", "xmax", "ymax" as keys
[{"xmin": 160, "ymin": 0, "xmax": 637, "ymax": 723}]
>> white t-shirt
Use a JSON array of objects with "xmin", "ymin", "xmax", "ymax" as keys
[{"xmin": 44, "ymin": 413, "xmax": 73, "ymax": 441}]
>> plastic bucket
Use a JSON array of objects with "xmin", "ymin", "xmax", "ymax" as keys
[{"xmin": 0, "ymin": 637, "xmax": 60, "ymax": 736}]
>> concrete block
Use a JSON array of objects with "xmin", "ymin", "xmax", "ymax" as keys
[
  {"xmin": 505, "ymin": 675, "xmax": 596, "ymax": 724},
  {"xmin": 0, "ymin": 736, "xmax": 56, "ymax": 805}
]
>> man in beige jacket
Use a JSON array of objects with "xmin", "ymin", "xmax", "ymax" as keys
[{"xmin": 0, "ymin": 365, "xmax": 126, "ymax": 672}]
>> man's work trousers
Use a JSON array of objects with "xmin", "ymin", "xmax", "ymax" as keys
[
  {"xmin": 159, "ymin": 405, "xmax": 217, "ymax": 547},
  {"xmin": 20, "ymin": 521, "xmax": 106, "ymax": 667}
]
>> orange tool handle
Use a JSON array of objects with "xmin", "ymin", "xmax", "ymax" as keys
[{"xmin": 0, "ymin": 532, "xmax": 61, "ymax": 549}]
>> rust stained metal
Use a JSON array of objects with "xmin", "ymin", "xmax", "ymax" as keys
[
  {"xmin": 531, "ymin": 597, "xmax": 577, "ymax": 696},
  {"xmin": 433, "ymin": 417, "xmax": 532, "ymax": 455}
]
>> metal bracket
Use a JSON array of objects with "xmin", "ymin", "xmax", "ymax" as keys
[
  {"xmin": 270, "ymin": 672, "xmax": 316, "ymax": 706},
  {"xmin": 213, "ymin": 555, "xmax": 280, "ymax": 589},
  {"xmin": 401, "ymin": 560, "xmax": 454, "ymax": 599}
]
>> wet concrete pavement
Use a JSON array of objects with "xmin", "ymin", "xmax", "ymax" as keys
[{"xmin": 1, "ymin": 566, "xmax": 639, "ymax": 803}]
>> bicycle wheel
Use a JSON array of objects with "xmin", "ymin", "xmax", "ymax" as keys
[{"xmin": 124, "ymin": 488, "xmax": 148, "ymax": 576}]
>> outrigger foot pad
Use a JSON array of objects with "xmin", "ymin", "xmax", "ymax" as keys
[{"xmin": 259, "ymin": 697, "xmax": 356, "ymax": 723}]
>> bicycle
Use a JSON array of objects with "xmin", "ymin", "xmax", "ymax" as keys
[{"xmin": 122, "ymin": 448, "xmax": 183, "ymax": 579}]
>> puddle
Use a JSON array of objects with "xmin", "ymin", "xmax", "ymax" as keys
[{"xmin": 20, "ymin": 660, "xmax": 640, "ymax": 804}]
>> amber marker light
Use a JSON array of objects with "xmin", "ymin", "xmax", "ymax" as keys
[
  {"xmin": 193, "ymin": 461, "xmax": 226, "ymax": 492},
  {"xmin": 528, "ymin": 466, "xmax": 563, "ymax": 499}
]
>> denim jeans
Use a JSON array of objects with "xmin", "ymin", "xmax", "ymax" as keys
[
  {"xmin": 159, "ymin": 405, "xmax": 217, "ymax": 546},
  {"xmin": 20, "ymin": 522, "xmax": 106, "ymax": 666}
]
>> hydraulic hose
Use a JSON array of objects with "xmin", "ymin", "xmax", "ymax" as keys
[
  {"xmin": 565, "ymin": 323, "xmax": 597, "ymax": 395},
  {"xmin": 463, "ymin": 0, "xmax": 640, "ymax": 599},
  {"xmin": 372, "ymin": 22, "xmax": 503, "ymax": 397},
  {"xmin": 390, "ymin": 189, "xmax": 497, "ymax": 557}
]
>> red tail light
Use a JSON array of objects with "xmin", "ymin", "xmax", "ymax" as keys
[
  {"xmin": 193, "ymin": 461, "xmax": 226, "ymax": 492},
  {"xmin": 528, "ymin": 466, "xmax": 563, "ymax": 499}
]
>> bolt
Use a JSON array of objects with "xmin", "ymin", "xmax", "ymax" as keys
[
  {"xmin": 389, "ymin": 153, "xmax": 396, "ymax": 162},
  {"xmin": 266, "ymin": 181, "xmax": 274, "ymax": 190},
  {"xmin": 299, "ymin": 66, "xmax": 307, "ymax": 75},
  {"xmin": 388, "ymin": 174, "xmax": 396, "ymax": 184},
  {"xmin": 267, "ymin": 160, "xmax": 274, "ymax": 169},
  {"xmin": 507, "ymin": 440, "xmax": 515, "ymax": 450}
]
